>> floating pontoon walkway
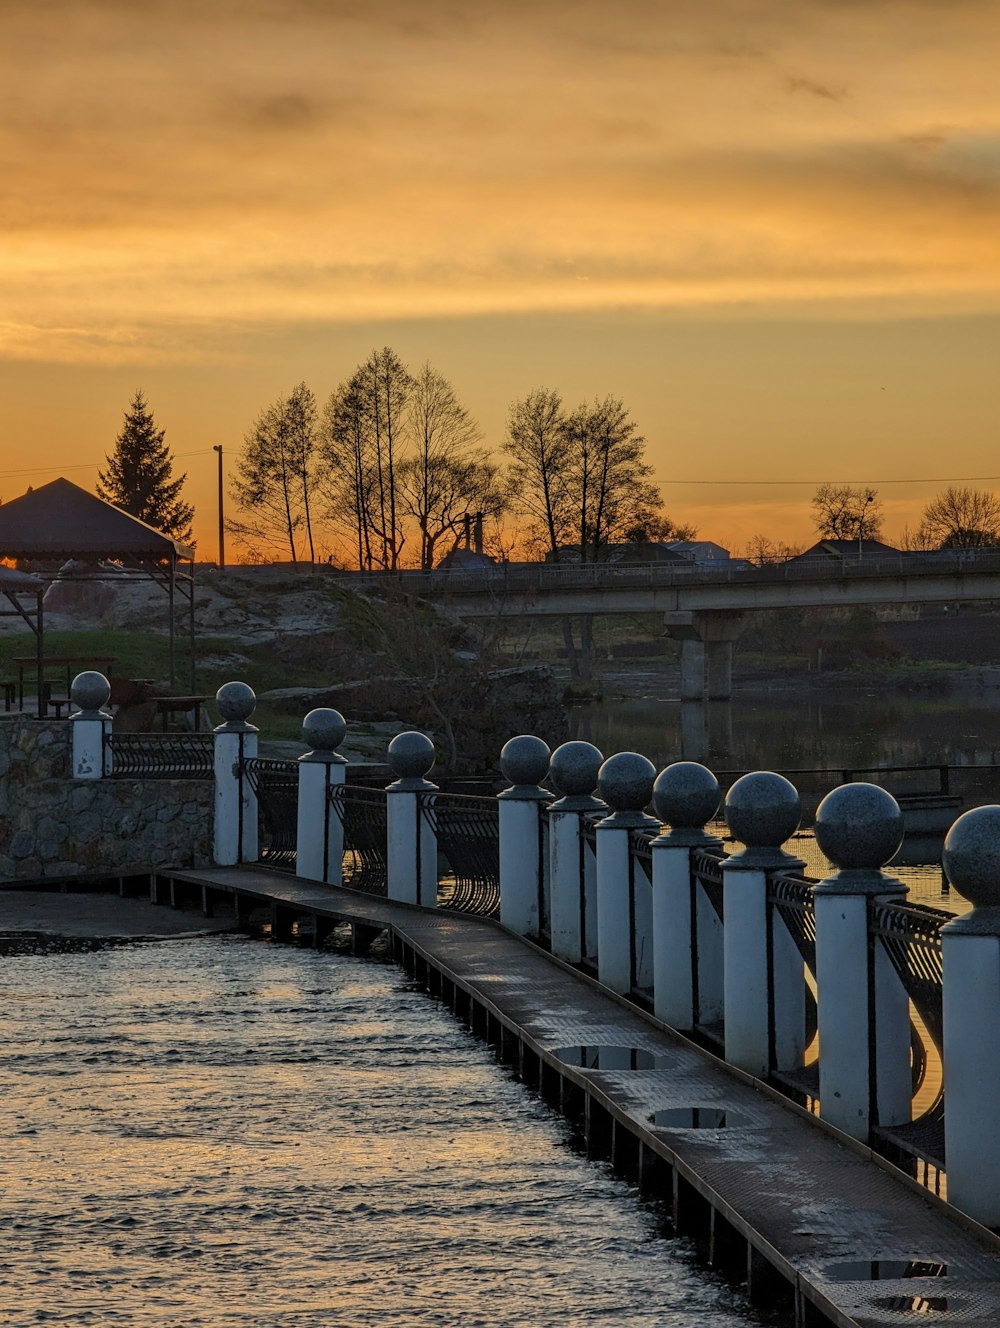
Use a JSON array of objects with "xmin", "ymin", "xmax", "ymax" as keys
[{"xmin": 156, "ymin": 864, "xmax": 1000, "ymax": 1328}]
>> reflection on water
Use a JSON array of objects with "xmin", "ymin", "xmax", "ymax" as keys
[
  {"xmin": 0, "ymin": 938, "xmax": 753, "ymax": 1328},
  {"xmin": 571, "ymin": 690, "xmax": 1000, "ymax": 916},
  {"xmin": 570, "ymin": 692, "xmax": 1000, "ymax": 778}
]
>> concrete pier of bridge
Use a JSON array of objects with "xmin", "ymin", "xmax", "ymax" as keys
[{"xmin": 664, "ymin": 610, "xmax": 744, "ymax": 701}]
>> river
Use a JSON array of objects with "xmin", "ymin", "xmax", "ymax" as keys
[{"xmin": 0, "ymin": 936, "xmax": 757, "ymax": 1328}]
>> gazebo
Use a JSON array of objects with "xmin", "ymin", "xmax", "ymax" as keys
[{"xmin": 0, "ymin": 478, "xmax": 196, "ymax": 714}]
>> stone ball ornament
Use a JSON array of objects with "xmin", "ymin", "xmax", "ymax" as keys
[
  {"xmin": 302, "ymin": 708, "xmax": 347, "ymax": 753},
  {"xmin": 388, "ymin": 730, "xmax": 436, "ymax": 782},
  {"xmin": 652, "ymin": 761, "xmax": 720, "ymax": 829},
  {"xmin": 725, "ymin": 771, "xmax": 801, "ymax": 850},
  {"xmin": 549, "ymin": 741, "xmax": 604, "ymax": 798},
  {"xmin": 814, "ymin": 782, "xmax": 903, "ymax": 872},
  {"xmin": 70, "ymin": 670, "xmax": 111, "ymax": 713},
  {"xmin": 215, "ymin": 680, "xmax": 257, "ymax": 724},
  {"xmin": 500, "ymin": 734, "xmax": 551, "ymax": 789},
  {"xmin": 598, "ymin": 751, "xmax": 657, "ymax": 813},
  {"xmin": 943, "ymin": 805, "xmax": 1000, "ymax": 911}
]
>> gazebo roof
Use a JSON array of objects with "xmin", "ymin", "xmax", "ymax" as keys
[{"xmin": 0, "ymin": 478, "xmax": 193, "ymax": 561}]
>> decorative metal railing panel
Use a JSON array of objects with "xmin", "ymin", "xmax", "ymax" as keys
[
  {"xmin": 105, "ymin": 732, "xmax": 214, "ymax": 780},
  {"xmin": 422, "ymin": 791, "xmax": 500, "ymax": 916},
  {"xmin": 329, "ymin": 784, "xmax": 388, "ymax": 895},
  {"xmin": 769, "ymin": 871, "xmax": 817, "ymax": 969},
  {"xmin": 241, "ymin": 757, "xmax": 299, "ymax": 870},
  {"xmin": 870, "ymin": 898, "xmax": 949, "ymax": 1170},
  {"xmin": 693, "ymin": 849, "xmax": 725, "ymax": 922}
]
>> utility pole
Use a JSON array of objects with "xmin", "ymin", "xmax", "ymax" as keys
[{"xmin": 213, "ymin": 445, "xmax": 225, "ymax": 570}]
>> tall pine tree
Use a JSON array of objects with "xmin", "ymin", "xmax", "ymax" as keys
[{"xmin": 97, "ymin": 391, "xmax": 194, "ymax": 543}]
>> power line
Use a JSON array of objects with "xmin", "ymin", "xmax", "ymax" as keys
[
  {"xmin": 666, "ymin": 476, "xmax": 1000, "ymax": 487},
  {"xmin": 0, "ymin": 449, "xmax": 215, "ymax": 481}
]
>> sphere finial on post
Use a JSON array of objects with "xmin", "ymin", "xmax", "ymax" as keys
[
  {"xmin": 725, "ymin": 771, "xmax": 802, "ymax": 868},
  {"xmin": 301, "ymin": 708, "xmax": 348, "ymax": 764},
  {"xmin": 651, "ymin": 761, "xmax": 721, "ymax": 847},
  {"xmin": 387, "ymin": 730, "xmax": 437, "ymax": 790},
  {"xmin": 814, "ymin": 782, "xmax": 904, "ymax": 885},
  {"xmin": 214, "ymin": 681, "xmax": 258, "ymax": 731}
]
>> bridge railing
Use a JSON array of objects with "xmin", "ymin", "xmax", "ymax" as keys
[{"xmin": 334, "ymin": 545, "xmax": 1000, "ymax": 598}]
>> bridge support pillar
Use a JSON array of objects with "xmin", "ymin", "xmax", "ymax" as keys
[{"xmin": 664, "ymin": 612, "xmax": 743, "ymax": 702}]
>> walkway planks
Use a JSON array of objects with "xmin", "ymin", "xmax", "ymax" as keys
[{"xmin": 159, "ymin": 865, "xmax": 1000, "ymax": 1328}]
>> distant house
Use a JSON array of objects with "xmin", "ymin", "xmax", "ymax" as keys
[
  {"xmin": 436, "ymin": 547, "xmax": 498, "ymax": 573},
  {"xmin": 786, "ymin": 539, "xmax": 901, "ymax": 567},
  {"xmin": 664, "ymin": 539, "xmax": 731, "ymax": 564}
]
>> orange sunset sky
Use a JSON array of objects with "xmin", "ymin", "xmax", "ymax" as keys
[{"xmin": 2, "ymin": 0, "xmax": 1000, "ymax": 560}]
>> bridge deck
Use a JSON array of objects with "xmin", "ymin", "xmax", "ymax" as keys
[{"xmin": 159, "ymin": 865, "xmax": 1000, "ymax": 1328}]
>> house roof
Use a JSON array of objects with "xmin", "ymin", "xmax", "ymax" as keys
[
  {"xmin": 790, "ymin": 539, "xmax": 899, "ymax": 562},
  {"xmin": 0, "ymin": 478, "xmax": 193, "ymax": 561}
]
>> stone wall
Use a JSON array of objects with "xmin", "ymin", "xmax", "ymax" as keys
[{"xmin": 0, "ymin": 717, "xmax": 213, "ymax": 883}]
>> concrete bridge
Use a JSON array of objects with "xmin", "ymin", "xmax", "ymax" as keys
[{"xmin": 345, "ymin": 550, "xmax": 1000, "ymax": 701}]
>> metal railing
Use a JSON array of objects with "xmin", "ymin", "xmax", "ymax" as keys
[
  {"xmin": 241, "ymin": 757, "xmax": 299, "ymax": 870},
  {"xmin": 329, "ymin": 784, "xmax": 389, "ymax": 895},
  {"xmin": 423, "ymin": 791, "xmax": 500, "ymax": 917},
  {"xmin": 870, "ymin": 898, "xmax": 950, "ymax": 1171},
  {"xmin": 104, "ymin": 732, "xmax": 213, "ymax": 779}
]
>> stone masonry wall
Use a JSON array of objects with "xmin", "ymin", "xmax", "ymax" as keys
[{"xmin": 0, "ymin": 717, "xmax": 213, "ymax": 883}]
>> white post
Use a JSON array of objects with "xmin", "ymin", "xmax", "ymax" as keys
[
  {"xmin": 547, "ymin": 742, "xmax": 606, "ymax": 962},
  {"xmin": 213, "ymin": 682, "xmax": 259, "ymax": 867},
  {"xmin": 386, "ymin": 731, "xmax": 438, "ymax": 907},
  {"xmin": 722, "ymin": 772, "xmax": 803, "ymax": 1078},
  {"xmin": 813, "ymin": 783, "xmax": 909, "ymax": 1141},
  {"xmin": 595, "ymin": 752, "xmax": 658, "ymax": 995},
  {"xmin": 498, "ymin": 735, "xmax": 552, "ymax": 939},
  {"xmin": 941, "ymin": 806, "xmax": 1000, "ymax": 1226},
  {"xmin": 650, "ymin": 762, "xmax": 722, "ymax": 1030},
  {"xmin": 69, "ymin": 672, "xmax": 112, "ymax": 780},
  {"xmin": 296, "ymin": 708, "xmax": 348, "ymax": 884}
]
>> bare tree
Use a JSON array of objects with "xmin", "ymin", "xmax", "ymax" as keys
[
  {"xmin": 502, "ymin": 389, "xmax": 572, "ymax": 560},
  {"xmin": 317, "ymin": 349, "xmax": 413, "ymax": 569},
  {"xmin": 918, "ymin": 486, "xmax": 1000, "ymax": 549},
  {"xmin": 230, "ymin": 385, "xmax": 318, "ymax": 562},
  {"xmin": 318, "ymin": 376, "xmax": 376, "ymax": 569},
  {"xmin": 399, "ymin": 365, "xmax": 504, "ymax": 568},
  {"xmin": 811, "ymin": 484, "xmax": 883, "ymax": 542},
  {"xmin": 744, "ymin": 534, "xmax": 803, "ymax": 567},
  {"xmin": 504, "ymin": 389, "xmax": 683, "ymax": 678}
]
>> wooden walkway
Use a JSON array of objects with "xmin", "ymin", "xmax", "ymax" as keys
[{"xmin": 157, "ymin": 865, "xmax": 1000, "ymax": 1328}]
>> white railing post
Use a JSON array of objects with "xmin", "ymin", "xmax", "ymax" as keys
[
  {"xmin": 722, "ymin": 772, "xmax": 803, "ymax": 1078},
  {"xmin": 941, "ymin": 807, "xmax": 1000, "ymax": 1226},
  {"xmin": 595, "ymin": 753, "xmax": 658, "ymax": 995},
  {"xmin": 69, "ymin": 671, "xmax": 112, "ymax": 779},
  {"xmin": 813, "ymin": 783, "xmax": 909, "ymax": 1141},
  {"xmin": 296, "ymin": 708, "xmax": 348, "ymax": 884},
  {"xmin": 498, "ymin": 735, "xmax": 552, "ymax": 939},
  {"xmin": 547, "ymin": 741, "xmax": 605, "ymax": 963},
  {"xmin": 386, "ymin": 731, "xmax": 438, "ymax": 907},
  {"xmin": 213, "ymin": 682, "xmax": 259, "ymax": 867},
  {"xmin": 650, "ymin": 762, "xmax": 722, "ymax": 1030}
]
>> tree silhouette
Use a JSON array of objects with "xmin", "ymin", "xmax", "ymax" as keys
[{"xmin": 97, "ymin": 391, "xmax": 194, "ymax": 542}]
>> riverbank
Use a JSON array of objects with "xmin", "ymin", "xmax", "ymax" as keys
[{"xmin": 0, "ymin": 888, "xmax": 236, "ymax": 952}]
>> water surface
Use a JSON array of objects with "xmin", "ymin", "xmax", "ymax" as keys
[{"xmin": 0, "ymin": 937, "xmax": 754, "ymax": 1327}]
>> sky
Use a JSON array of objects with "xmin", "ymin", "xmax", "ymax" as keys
[{"xmin": 2, "ymin": 0, "xmax": 1000, "ymax": 559}]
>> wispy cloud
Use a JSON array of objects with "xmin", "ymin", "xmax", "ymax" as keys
[{"xmin": 3, "ymin": 0, "xmax": 1000, "ymax": 362}]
